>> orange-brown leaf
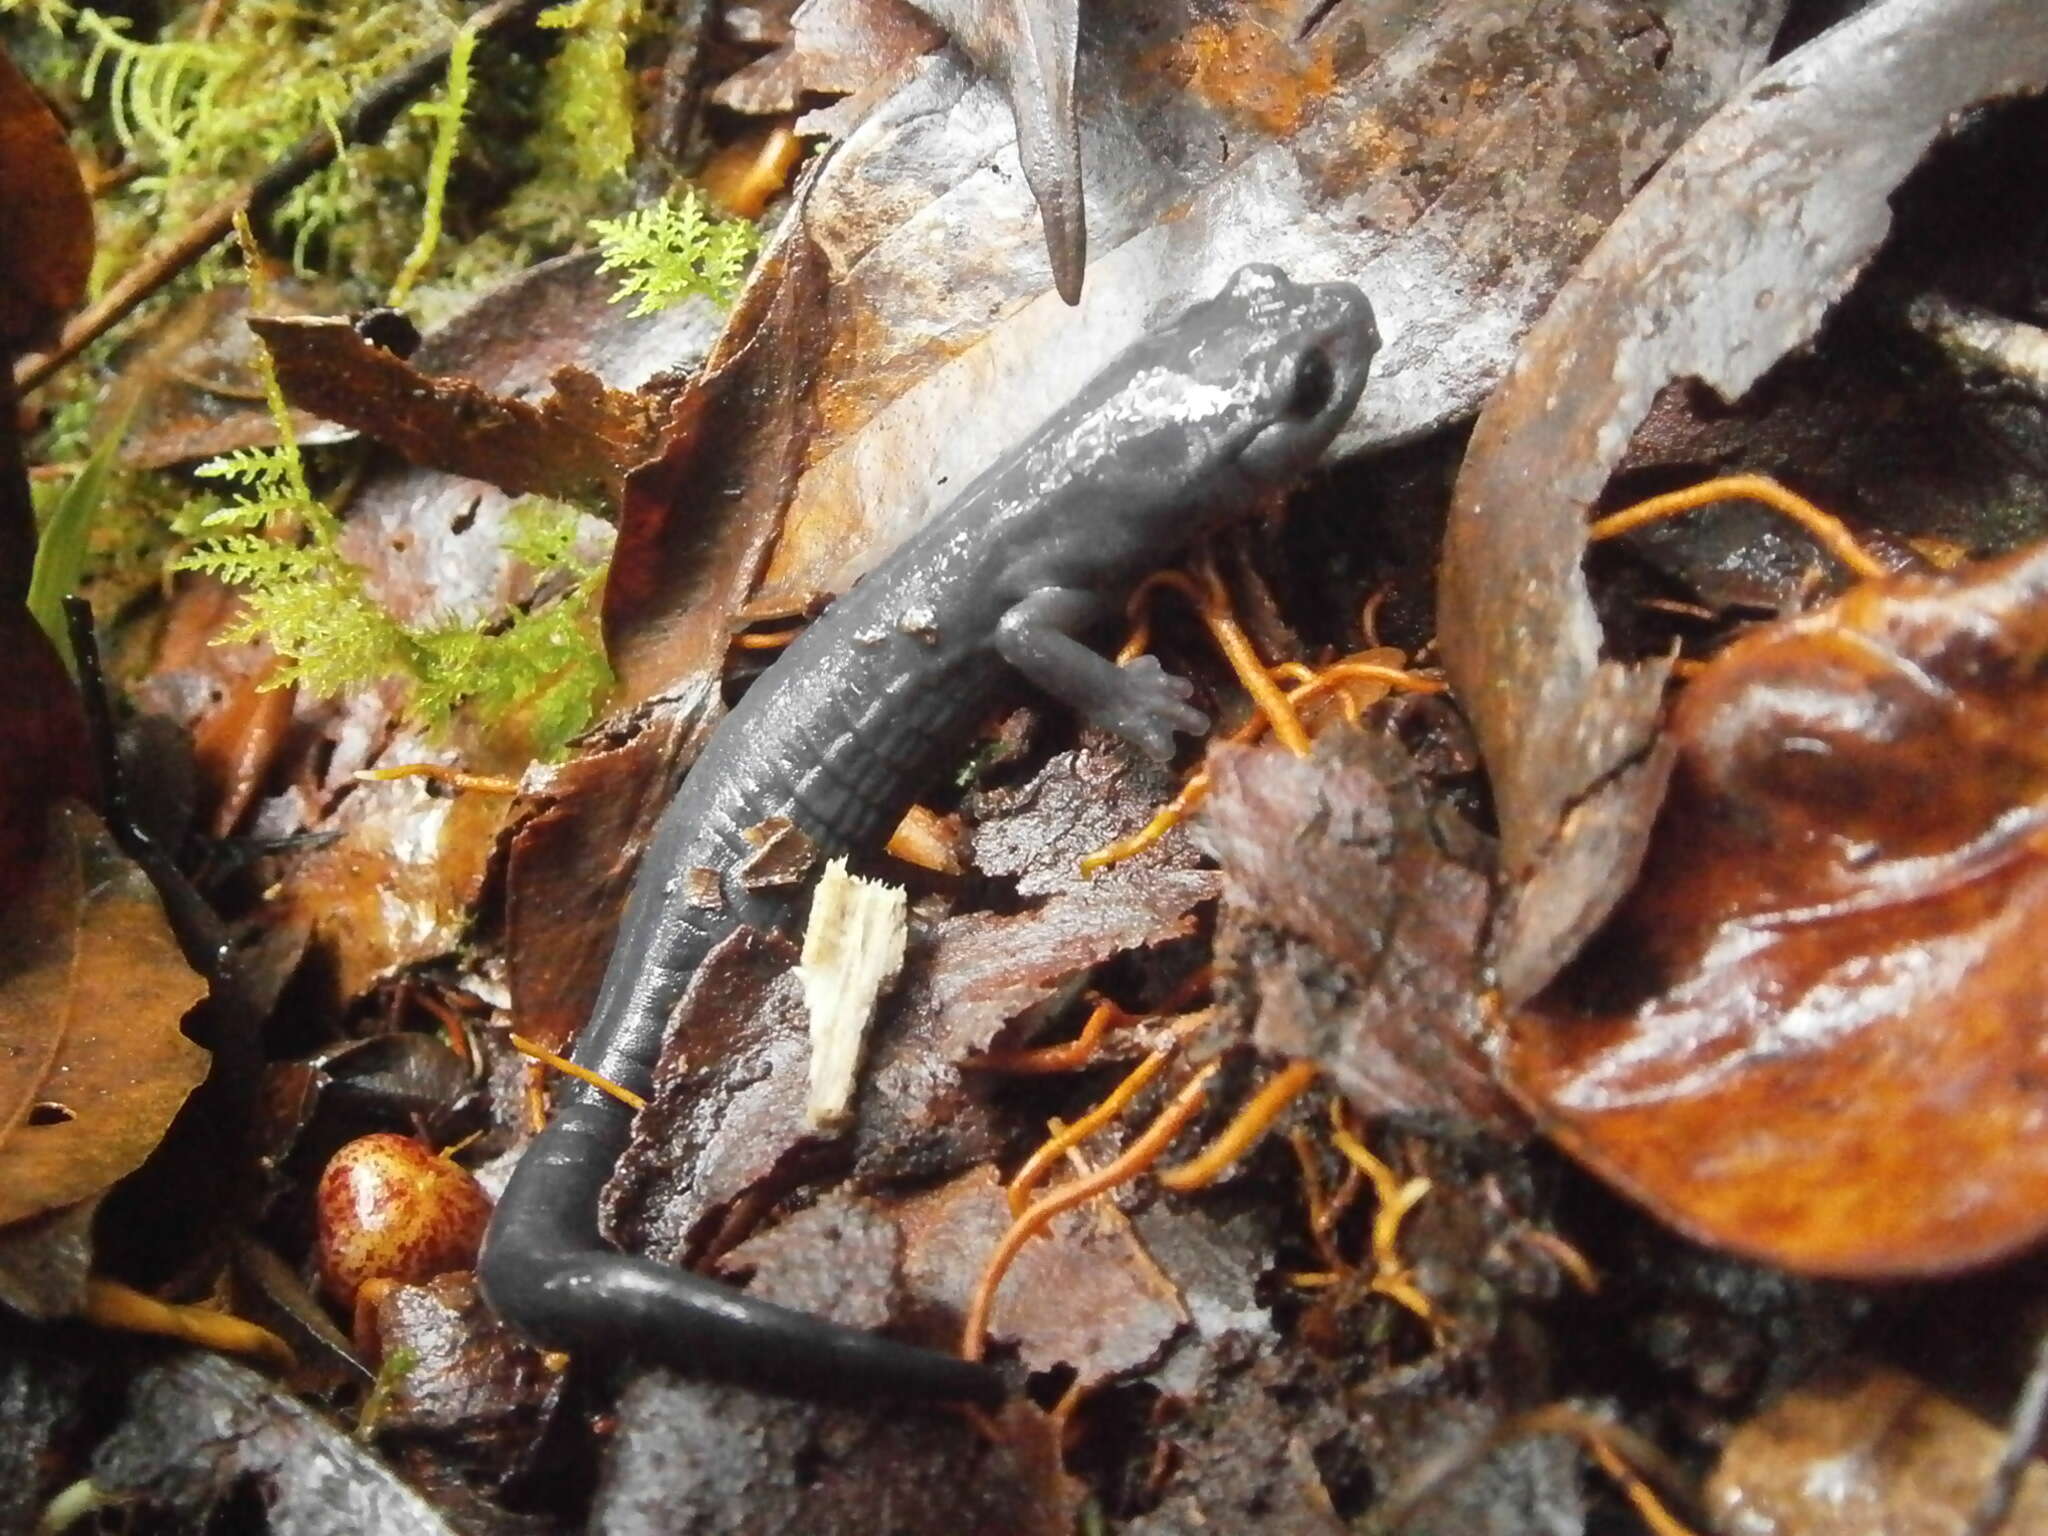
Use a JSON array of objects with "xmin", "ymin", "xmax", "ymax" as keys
[
  {"xmin": 0, "ymin": 803, "xmax": 210, "ymax": 1228},
  {"xmin": 1509, "ymin": 540, "xmax": 2048, "ymax": 1276},
  {"xmin": 0, "ymin": 47, "xmax": 92, "ymax": 350}
]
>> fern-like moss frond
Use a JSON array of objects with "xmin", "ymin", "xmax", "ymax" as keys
[{"xmin": 590, "ymin": 189, "xmax": 758, "ymax": 316}]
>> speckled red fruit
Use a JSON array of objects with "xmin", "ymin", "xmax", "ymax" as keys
[{"xmin": 314, "ymin": 1133, "xmax": 492, "ymax": 1310}]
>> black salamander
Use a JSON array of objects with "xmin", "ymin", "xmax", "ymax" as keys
[{"xmin": 479, "ymin": 264, "xmax": 1379, "ymax": 1405}]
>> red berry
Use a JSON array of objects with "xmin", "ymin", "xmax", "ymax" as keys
[{"xmin": 315, "ymin": 1133, "xmax": 491, "ymax": 1310}]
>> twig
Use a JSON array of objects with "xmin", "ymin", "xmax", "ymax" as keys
[
  {"xmin": 13, "ymin": 0, "xmax": 553, "ymax": 394},
  {"xmin": 1968, "ymin": 1321, "xmax": 2048, "ymax": 1536}
]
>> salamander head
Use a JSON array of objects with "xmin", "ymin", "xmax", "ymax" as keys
[{"xmin": 1165, "ymin": 263, "xmax": 1378, "ymax": 487}]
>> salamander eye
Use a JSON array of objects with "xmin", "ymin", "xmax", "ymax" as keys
[{"xmin": 1286, "ymin": 349, "xmax": 1335, "ymax": 419}]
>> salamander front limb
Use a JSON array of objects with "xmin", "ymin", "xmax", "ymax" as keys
[{"xmin": 995, "ymin": 587, "xmax": 1209, "ymax": 760}]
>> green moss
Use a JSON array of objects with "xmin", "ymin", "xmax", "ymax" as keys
[
  {"xmin": 170, "ymin": 312, "xmax": 613, "ymax": 758},
  {"xmin": 591, "ymin": 189, "xmax": 759, "ymax": 315}
]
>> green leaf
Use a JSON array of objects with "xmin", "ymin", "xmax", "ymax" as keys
[{"xmin": 28, "ymin": 398, "xmax": 136, "ymax": 674}]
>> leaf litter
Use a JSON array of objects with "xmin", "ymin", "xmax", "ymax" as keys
[{"xmin": 10, "ymin": 0, "xmax": 2048, "ymax": 1532}]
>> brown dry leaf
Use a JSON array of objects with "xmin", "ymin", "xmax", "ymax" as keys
[
  {"xmin": 251, "ymin": 316, "xmax": 668, "ymax": 507},
  {"xmin": 1438, "ymin": 0, "xmax": 2048, "ymax": 1004},
  {"xmin": 603, "ymin": 187, "xmax": 832, "ymax": 708},
  {"xmin": 0, "ymin": 802, "xmax": 209, "ymax": 1229},
  {"xmin": 712, "ymin": 0, "xmax": 944, "ymax": 121},
  {"xmin": 600, "ymin": 925, "xmax": 815, "ymax": 1264},
  {"xmin": 1706, "ymin": 1361, "xmax": 2048, "ymax": 1535},
  {"xmin": 1509, "ymin": 541, "xmax": 2048, "ymax": 1277},
  {"xmin": 504, "ymin": 694, "xmax": 712, "ymax": 1055},
  {"xmin": 0, "ymin": 603, "xmax": 94, "ymax": 918},
  {"xmin": 1199, "ymin": 728, "xmax": 1518, "ymax": 1130},
  {"xmin": 0, "ymin": 48, "xmax": 91, "ymax": 351},
  {"xmin": 368, "ymin": 1273, "xmax": 565, "ymax": 1468}
]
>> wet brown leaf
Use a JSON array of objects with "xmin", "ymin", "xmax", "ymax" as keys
[
  {"xmin": 1706, "ymin": 1361, "xmax": 2048, "ymax": 1535},
  {"xmin": 505, "ymin": 695, "xmax": 711, "ymax": 1055},
  {"xmin": 596, "ymin": 1378, "xmax": 1080, "ymax": 1536},
  {"xmin": 0, "ymin": 802, "xmax": 209, "ymax": 1230},
  {"xmin": 1509, "ymin": 541, "xmax": 2048, "ymax": 1276},
  {"xmin": 89, "ymin": 1350, "xmax": 460, "ymax": 1535},
  {"xmin": 601, "ymin": 926, "xmax": 815, "ymax": 1263},
  {"xmin": 120, "ymin": 279, "xmax": 354, "ymax": 471},
  {"xmin": 893, "ymin": 1164, "xmax": 1187, "ymax": 1384},
  {"xmin": 0, "ymin": 48, "xmax": 91, "ymax": 351},
  {"xmin": 1438, "ymin": 0, "xmax": 2048, "ymax": 1003},
  {"xmin": 252, "ymin": 316, "xmax": 669, "ymax": 507},
  {"xmin": 748, "ymin": 0, "xmax": 1781, "ymax": 613},
  {"xmin": 604, "ymin": 186, "xmax": 833, "ymax": 708},
  {"xmin": 368, "ymin": 1273, "xmax": 564, "ymax": 1469},
  {"xmin": 1199, "ymin": 727, "xmax": 1518, "ymax": 1129},
  {"xmin": 0, "ymin": 604, "xmax": 93, "ymax": 884}
]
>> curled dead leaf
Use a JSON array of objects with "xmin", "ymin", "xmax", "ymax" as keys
[
  {"xmin": 1438, "ymin": 0, "xmax": 2048, "ymax": 1003},
  {"xmin": 1509, "ymin": 540, "xmax": 2048, "ymax": 1276}
]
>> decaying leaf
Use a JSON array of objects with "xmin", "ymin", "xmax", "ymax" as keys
[
  {"xmin": 0, "ymin": 802, "xmax": 209, "ymax": 1232},
  {"xmin": 0, "ymin": 48, "xmax": 92, "ymax": 351},
  {"xmin": 90, "ymin": 1350, "xmax": 459, "ymax": 1535},
  {"xmin": 1509, "ymin": 541, "xmax": 2048, "ymax": 1276},
  {"xmin": 0, "ymin": 599, "xmax": 94, "ymax": 888},
  {"xmin": 1706, "ymin": 1361, "xmax": 2048, "ymax": 1535},
  {"xmin": 748, "ymin": 0, "xmax": 1783, "ymax": 613},
  {"xmin": 504, "ymin": 692, "xmax": 713, "ymax": 1055},
  {"xmin": 252, "ymin": 316, "xmax": 669, "ymax": 508},
  {"xmin": 712, "ymin": 0, "xmax": 945, "ymax": 124},
  {"xmin": 603, "ymin": 182, "xmax": 833, "ymax": 708},
  {"xmin": 1199, "ymin": 728, "xmax": 1517, "ymax": 1130},
  {"xmin": 894, "ymin": 1165, "xmax": 1187, "ymax": 1384},
  {"xmin": 595, "ymin": 1377, "xmax": 1081, "ymax": 1536},
  {"xmin": 1438, "ymin": 0, "xmax": 2048, "ymax": 1003}
]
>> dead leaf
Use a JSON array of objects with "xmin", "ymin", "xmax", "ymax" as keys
[
  {"xmin": 1509, "ymin": 540, "xmax": 2048, "ymax": 1276},
  {"xmin": 1199, "ymin": 728, "xmax": 1518, "ymax": 1130},
  {"xmin": 893, "ymin": 1164, "xmax": 1187, "ymax": 1385},
  {"xmin": 0, "ymin": 602, "xmax": 94, "ymax": 885},
  {"xmin": 597, "ymin": 1376, "xmax": 1081, "ymax": 1536},
  {"xmin": 1437, "ymin": 0, "xmax": 2048, "ymax": 1003},
  {"xmin": 252, "ymin": 316, "xmax": 667, "ymax": 507},
  {"xmin": 0, "ymin": 48, "xmax": 91, "ymax": 351},
  {"xmin": 89, "ymin": 1350, "xmax": 460, "ymax": 1535},
  {"xmin": 1706, "ymin": 1361, "xmax": 2048, "ymax": 1535},
  {"xmin": 505, "ymin": 692, "xmax": 712, "ymax": 1054},
  {"xmin": 368, "ymin": 1272, "xmax": 564, "ymax": 1469},
  {"xmin": 0, "ymin": 802, "xmax": 209, "ymax": 1230},
  {"xmin": 603, "ymin": 178, "xmax": 833, "ymax": 708},
  {"xmin": 748, "ymin": 0, "xmax": 1782, "ymax": 613},
  {"xmin": 601, "ymin": 925, "xmax": 816, "ymax": 1264},
  {"xmin": 712, "ymin": 0, "xmax": 944, "ymax": 120}
]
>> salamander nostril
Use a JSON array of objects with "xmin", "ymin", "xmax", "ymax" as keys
[{"xmin": 1288, "ymin": 349, "xmax": 1336, "ymax": 419}]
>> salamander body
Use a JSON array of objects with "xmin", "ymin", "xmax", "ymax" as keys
[{"xmin": 480, "ymin": 265, "xmax": 1379, "ymax": 1404}]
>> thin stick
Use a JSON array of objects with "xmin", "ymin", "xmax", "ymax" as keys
[
  {"xmin": 356, "ymin": 763, "xmax": 520, "ymax": 795},
  {"xmin": 14, "ymin": 0, "xmax": 552, "ymax": 393},
  {"xmin": 82, "ymin": 1277, "xmax": 296, "ymax": 1373}
]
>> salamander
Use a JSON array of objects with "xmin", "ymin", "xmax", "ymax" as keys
[{"xmin": 479, "ymin": 264, "xmax": 1380, "ymax": 1406}]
